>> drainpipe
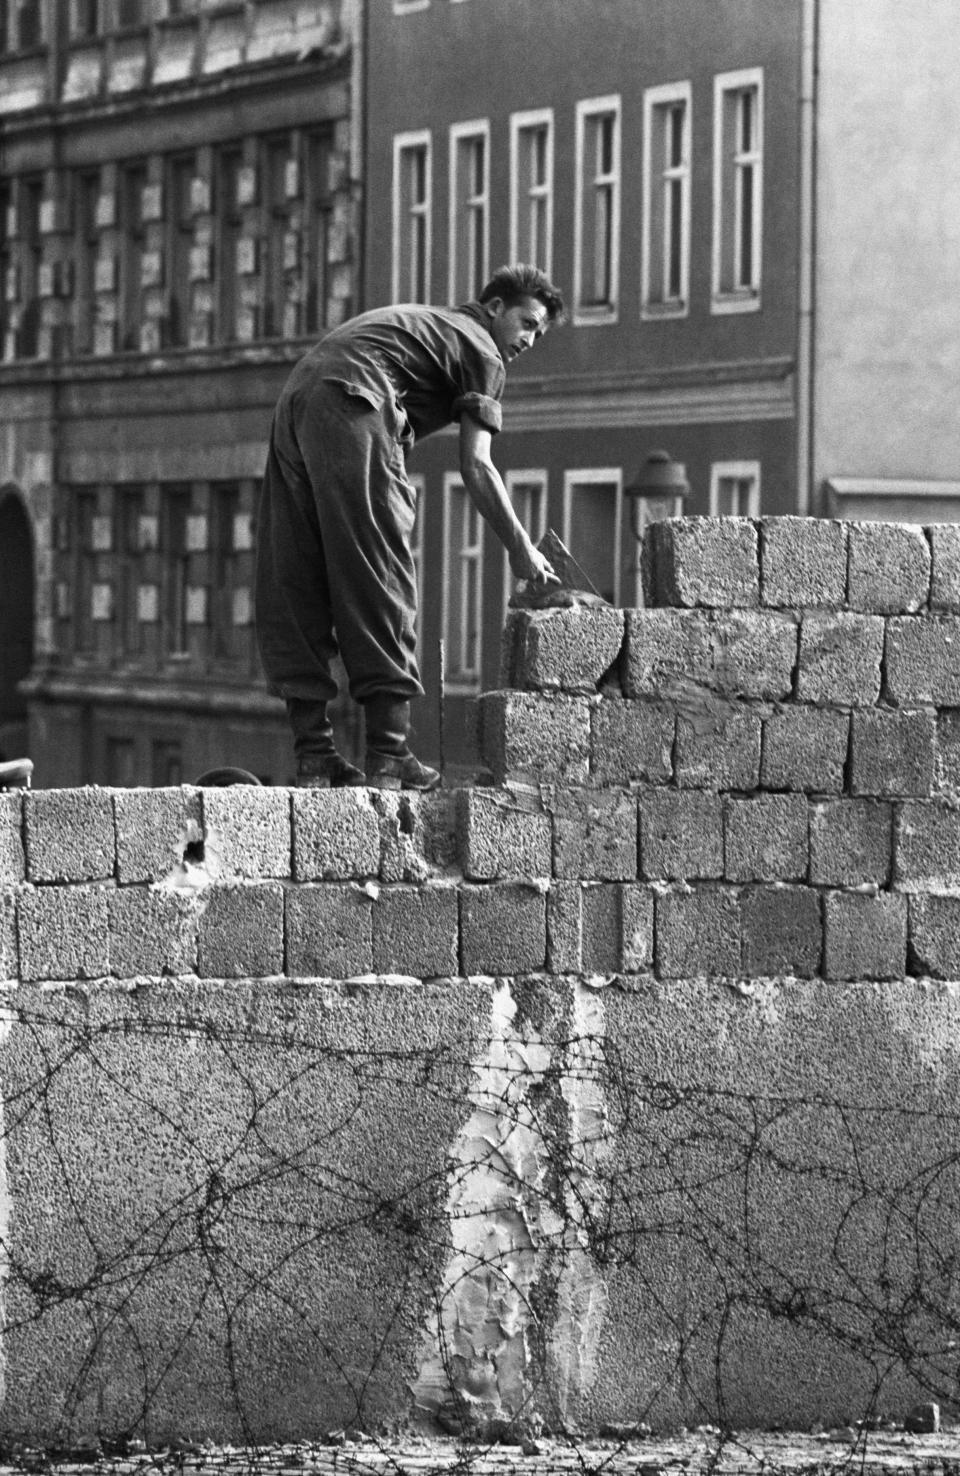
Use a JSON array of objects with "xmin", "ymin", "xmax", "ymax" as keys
[{"xmin": 795, "ymin": 0, "xmax": 818, "ymax": 515}]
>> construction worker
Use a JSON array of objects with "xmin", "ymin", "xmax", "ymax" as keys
[{"xmin": 255, "ymin": 263, "xmax": 564, "ymax": 790}]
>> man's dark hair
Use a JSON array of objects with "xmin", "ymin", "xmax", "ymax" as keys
[{"xmin": 479, "ymin": 264, "xmax": 565, "ymax": 324}]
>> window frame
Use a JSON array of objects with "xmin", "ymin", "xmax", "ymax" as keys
[
  {"xmin": 711, "ymin": 67, "xmax": 764, "ymax": 314},
  {"xmin": 641, "ymin": 80, "xmax": 692, "ymax": 320},
  {"xmin": 709, "ymin": 460, "xmax": 761, "ymax": 517},
  {"xmin": 408, "ymin": 472, "xmax": 426, "ymax": 655},
  {"xmin": 573, "ymin": 95, "xmax": 621, "ymax": 326},
  {"xmin": 448, "ymin": 118, "xmax": 490, "ymax": 305},
  {"xmin": 392, "ymin": 129, "xmax": 432, "ymax": 303},
  {"xmin": 509, "ymin": 108, "xmax": 554, "ymax": 277},
  {"xmin": 562, "ymin": 467, "xmax": 624, "ymax": 606},
  {"xmin": 441, "ymin": 472, "xmax": 484, "ymax": 695}
]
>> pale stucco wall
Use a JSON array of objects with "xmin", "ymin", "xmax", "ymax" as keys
[{"xmin": 813, "ymin": 0, "xmax": 960, "ymax": 487}]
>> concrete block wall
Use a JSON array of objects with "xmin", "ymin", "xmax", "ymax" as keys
[{"xmin": 3, "ymin": 517, "xmax": 960, "ymax": 1444}]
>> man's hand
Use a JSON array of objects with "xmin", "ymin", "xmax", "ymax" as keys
[{"xmin": 510, "ymin": 541, "xmax": 559, "ymax": 586}]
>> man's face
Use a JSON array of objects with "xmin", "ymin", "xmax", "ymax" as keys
[{"xmin": 484, "ymin": 295, "xmax": 550, "ymax": 365}]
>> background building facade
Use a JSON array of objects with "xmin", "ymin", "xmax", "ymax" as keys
[{"xmin": 0, "ymin": 0, "xmax": 362, "ymax": 786}]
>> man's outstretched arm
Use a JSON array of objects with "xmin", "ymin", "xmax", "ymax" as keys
[{"xmin": 458, "ymin": 415, "xmax": 558, "ymax": 585}]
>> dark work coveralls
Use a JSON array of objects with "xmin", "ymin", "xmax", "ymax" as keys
[{"xmin": 255, "ymin": 302, "xmax": 506, "ymax": 708}]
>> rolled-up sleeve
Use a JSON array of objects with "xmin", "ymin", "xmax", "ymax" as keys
[{"xmin": 452, "ymin": 390, "xmax": 503, "ymax": 433}]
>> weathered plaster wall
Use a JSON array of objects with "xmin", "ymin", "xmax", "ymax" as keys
[
  {"xmin": 814, "ymin": 0, "xmax": 960, "ymax": 483},
  {"xmin": 3, "ymin": 516, "xmax": 960, "ymax": 1441}
]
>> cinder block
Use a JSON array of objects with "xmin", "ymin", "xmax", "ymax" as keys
[
  {"xmin": 18, "ymin": 884, "xmax": 109, "ymax": 981},
  {"xmin": 372, "ymin": 884, "xmax": 458, "ymax": 976},
  {"xmin": 591, "ymin": 699, "xmax": 674, "ymax": 786},
  {"xmin": 624, "ymin": 609, "xmax": 796, "ymax": 701},
  {"xmin": 740, "ymin": 886, "xmax": 821, "ymax": 977},
  {"xmin": 724, "ymin": 794, "xmax": 808, "ymax": 882},
  {"xmin": 551, "ymin": 789, "xmax": 637, "ymax": 881},
  {"xmin": 459, "ymin": 788, "xmax": 552, "ymax": 880},
  {"xmin": 643, "ymin": 516, "xmax": 759, "ymax": 608},
  {"xmin": 197, "ymin": 882, "xmax": 284, "ymax": 978},
  {"xmin": 502, "ymin": 606, "xmax": 626, "ymax": 693},
  {"xmin": 886, "ymin": 616, "xmax": 960, "ymax": 706},
  {"xmin": 909, "ymin": 894, "xmax": 960, "ymax": 978},
  {"xmin": 0, "ymin": 794, "xmax": 24, "ymax": 884},
  {"xmin": 25, "ymin": 787, "xmax": 115, "ymax": 882},
  {"xmin": 760, "ymin": 517, "xmax": 847, "ymax": 609},
  {"xmin": 639, "ymin": 789, "xmax": 723, "ymax": 881},
  {"xmin": 675, "ymin": 708, "xmax": 762, "ymax": 791},
  {"xmin": 796, "ymin": 612, "xmax": 884, "ymax": 706},
  {"xmin": 108, "ymin": 885, "xmax": 200, "ymax": 977},
  {"xmin": 810, "ymin": 799, "xmax": 892, "ymax": 887},
  {"xmin": 460, "ymin": 882, "xmax": 547, "ymax": 975},
  {"xmin": 547, "ymin": 881, "xmax": 582, "ymax": 973},
  {"xmin": 895, "ymin": 801, "xmax": 960, "ymax": 892},
  {"xmin": 373, "ymin": 789, "xmax": 458, "ymax": 883},
  {"xmin": 620, "ymin": 883, "xmax": 655, "ymax": 972},
  {"xmin": 1, "ymin": 888, "xmax": 17, "ymax": 978},
  {"xmin": 201, "ymin": 786, "xmax": 291, "ymax": 879},
  {"xmin": 292, "ymin": 789, "xmax": 380, "ymax": 880},
  {"xmin": 477, "ymin": 690, "xmax": 590, "ymax": 786},
  {"xmin": 849, "ymin": 709, "xmax": 935, "ymax": 798},
  {"xmin": 655, "ymin": 885, "xmax": 740, "ymax": 977},
  {"xmin": 760, "ymin": 707, "xmax": 850, "ymax": 793},
  {"xmin": 578, "ymin": 882, "xmax": 654, "ymax": 974},
  {"xmin": 929, "ymin": 524, "xmax": 960, "ymax": 613},
  {"xmin": 115, "ymin": 787, "xmax": 203, "ymax": 884},
  {"xmin": 847, "ymin": 521, "xmax": 930, "ymax": 614},
  {"xmin": 823, "ymin": 891, "xmax": 907, "ymax": 981},
  {"xmin": 286, "ymin": 883, "xmax": 373, "ymax": 978}
]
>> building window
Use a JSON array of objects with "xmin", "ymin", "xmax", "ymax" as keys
[
  {"xmin": 216, "ymin": 146, "xmax": 243, "ymax": 343},
  {"xmin": 574, "ymin": 97, "xmax": 620, "ymax": 323},
  {"xmin": 73, "ymin": 170, "xmax": 100, "ymax": 357},
  {"xmin": 710, "ymin": 460, "xmax": 760, "ymax": 517},
  {"xmin": 72, "ymin": 491, "xmax": 99, "ymax": 654},
  {"xmin": 642, "ymin": 82, "xmax": 691, "ymax": 317},
  {"xmin": 119, "ymin": 162, "xmax": 147, "ymax": 351},
  {"xmin": 392, "ymin": 131, "xmax": 431, "ymax": 303},
  {"xmin": 262, "ymin": 134, "xmax": 294, "ymax": 339},
  {"xmin": 304, "ymin": 128, "xmax": 334, "ymax": 334},
  {"xmin": 9, "ymin": 0, "xmax": 42, "ymax": 49},
  {"xmin": 563, "ymin": 469, "xmax": 623, "ymax": 606},
  {"xmin": 502, "ymin": 471, "xmax": 547, "ymax": 617},
  {"xmin": 161, "ymin": 487, "xmax": 190, "ymax": 656},
  {"xmin": 712, "ymin": 69, "xmax": 763, "ymax": 313},
  {"xmin": 211, "ymin": 483, "xmax": 239, "ymax": 658},
  {"xmin": 510, "ymin": 110, "xmax": 553, "ymax": 276},
  {"xmin": 448, "ymin": 120, "xmax": 489, "ymax": 304},
  {"xmin": 167, "ymin": 154, "xmax": 195, "ymax": 347},
  {"xmin": 152, "ymin": 739, "xmax": 182, "ymax": 787},
  {"xmin": 113, "ymin": 0, "xmax": 145, "ymax": 29},
  {"xmin": 70, "ymin": 0, "xmax": 101, "ymax": 39},
  {"xmin": 116, "ymin": 487, "xmax": 145, "ymax": 653},
  {"xmin": 0, "ymin": 181, "xmax": 10, "ymax": 359},
  {"xmin": 16, "ymin": 176, "xmax": 43, "ymax": 359},
  {"xmin": 442, "ymin": 475, "xmax": 483, "ymax": 693}
]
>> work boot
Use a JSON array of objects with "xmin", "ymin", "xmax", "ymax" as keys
[
  {"xmin": 286, "ymin": 698, "xmax": 365, "ymax": 788},
  {"xmin": 363, "ymin": 695, "xmax": 441, "ymax": 792}
]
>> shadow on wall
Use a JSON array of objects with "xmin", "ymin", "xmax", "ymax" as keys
[{"xmin": 0, "ymin": 489, "xmax": 34, "ymax": 762}]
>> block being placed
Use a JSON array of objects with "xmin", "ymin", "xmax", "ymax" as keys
[
  {"xmin": 643, "ymin": 516, "xmax": 759, "ymax": 608},
  {"xmin": 760, "ymin": 517, "xmax": 847, "ymax": 609},
  {"xmin": 500, "ymin": 606, "xmax": 625, "ymax": 693},
  {"xmin": 846, "ymin": 521, "xmax": 930, "ymax": 614}
]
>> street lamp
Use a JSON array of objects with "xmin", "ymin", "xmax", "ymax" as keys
[{"xmin": 623, "ymin": 449, "xmax": 690, "ymax": 544}]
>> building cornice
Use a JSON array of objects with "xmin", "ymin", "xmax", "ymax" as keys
[{"xmin": 23, "ymin": 670, "xmax": 283, "ymax": 718}]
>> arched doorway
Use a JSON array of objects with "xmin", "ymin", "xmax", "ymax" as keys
[{"xmin": 0, "ymin": 490, "xmax": 35, "ymax": 760}]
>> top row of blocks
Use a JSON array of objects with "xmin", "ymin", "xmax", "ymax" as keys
[{"xmin": 642, "ymin": 517, "xmax": 960, "ymax": 614}]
